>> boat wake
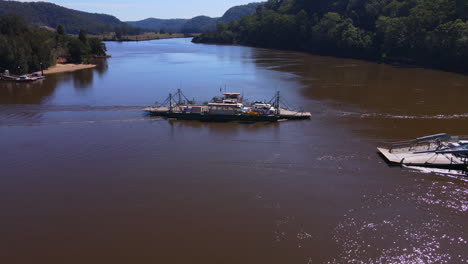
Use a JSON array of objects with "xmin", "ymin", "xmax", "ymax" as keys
[
  {"xmin": 0, "ymin": 118, "xmax": 164, "ymax": 127},
  {"xmin": 404, "ymin": 166, "xmax": 468, "ymax": 182},
  {"xmin": 0, "ymin": 105, "xmax": 166, "ymax": 127},
  {"xmin": 336, "ymin": 111, "xmax": 468, "ymax": 120},
  {"xmin": 0, "ymin": 104, "xmax": 144, "ymax": 113},
  {"xmin": 363, "ymin": 113, "xmax": 468, "ymax": 119}
]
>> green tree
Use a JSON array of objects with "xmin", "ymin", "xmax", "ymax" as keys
[
  {"xmin": 78, "ymin": 29, "xmax": 88, "ymax": 44},
  {"xmin": 0, "ymin": 14, "xmax": 28, "ymax": 36},
  {"xmin": 115, "ymin": 30, "xmax": 123, "ymax": 40},
  {"xmin": 68, "ymin": 38, "xmax": 89, "ymax": 63},
  {"xmin": 456, "ymin": 0, "xmax": 468, "ymax": 20},
  {"xmin": 89, "ymin": 38, "xmax": 107, "ymax": 56},
  {"xmin": 0, "ymin": 14, "xmax": 54, "ymax": 74},
  {"xmin": 57, "ymin": 25, "xmax": 65, "ymax": 35},
  {"xmin": 427, "ymin": 19, "xmax": 468, "ymax": 68},
  {"xmin": 311, "ymin": 12, "xmax": 343, "ymax": 47}
]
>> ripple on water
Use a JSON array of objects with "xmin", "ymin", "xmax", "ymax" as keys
[
  {"xmin": 329, "ymin": 179, "xmax": 468, "ymax": 264},
  {"xmin": 415, "ymin": 181, "xmax": 468, "ymax": 212},
  {"xmin": 331, "ymin": 110, "xmax": 468, "ymax": 120}
]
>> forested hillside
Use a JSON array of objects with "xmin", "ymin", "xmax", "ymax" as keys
[
  {"xmin": 127, "ymin": 2, "xmax": 262, "ymax": 33},
  {"xmin": 181, "ymin": 16, "xmax": 218, "ymax": 33},
  {"xmin": 194, "ymin": 0, "xmax": 468, "ymax": 73},
  {"xmin": 218, "ymin": 2, "xmax": 264, "ymax": 24},
  {"xmin": 126, "ymin": 18, "xmax": 188, "ymax": 33},
  {"xmin": 0, "ymin": 0, "xmax": 141, "ymax": 35},
  {"xmin": 0, "ymin": 14, "xmax": 107, "ymax": 75}
]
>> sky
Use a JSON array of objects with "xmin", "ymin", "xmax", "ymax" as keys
[{"xmin": 19, "ymin": 0, "xmax": 258, "ymax": 21}]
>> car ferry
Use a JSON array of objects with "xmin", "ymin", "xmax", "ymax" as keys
[{"xmin": 144, "ymin": 90, "xmax": 311, "ymax": 122}]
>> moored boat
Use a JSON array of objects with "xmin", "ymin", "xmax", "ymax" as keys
[{"xmin": 1, "ymin": 70, "xmax": 45, "ymax": 82}]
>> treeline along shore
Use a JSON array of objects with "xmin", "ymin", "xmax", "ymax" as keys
[
  {"xmin": 193, "ymin": 0, "xmax": 468, "ymax": 74},
  {"xmin": 0, "ymin": 14, "xmax": 107, "ymax": 75}
]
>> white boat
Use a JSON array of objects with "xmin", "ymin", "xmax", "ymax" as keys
[
  {"xmin": 16, "ymin": 73, "xmax": 45, "ymax": 82},
  {"xmin": 1, "ymin": 70, "xmax": 45, "ymax": 82},
  {"xmin": 378, "ymin": 133, "xmax": 468, "ymax": 169}
]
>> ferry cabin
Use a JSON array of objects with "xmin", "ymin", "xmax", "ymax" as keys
[
  {"xmin": 222, "ymin": 92, "xmax": 242, "ymax": 103},
  {"xmin": 207, "ymin": 103, "xmax": 241, "ymax": 115}
]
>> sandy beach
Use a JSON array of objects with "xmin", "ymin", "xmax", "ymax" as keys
[{"xmin": 43, "ymin": 64, "xmax": 96, "ymax": 74}]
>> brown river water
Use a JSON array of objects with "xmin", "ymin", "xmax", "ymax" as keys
[{"xmin": 1, "ymin": 38, "xmax": 467, "ymax": 263}]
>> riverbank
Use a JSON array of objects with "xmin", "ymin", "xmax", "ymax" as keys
[
  {"xmin": 100, "ymin": 33, "xmax": 200, "ymax": 42},
  {"xmin": 43, "ymin": 64, "xmax": 96, "ymax": 75},
  {"xmin": 193, "ymin": 38, "xmax": 468, "ymax": 75},
  {"xmin": 193, "ymin": 0, "xmax": 468, "ymax": 75}
]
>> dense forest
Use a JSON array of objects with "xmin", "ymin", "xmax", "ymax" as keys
[
  {"xmin": 0, "ymin": 14, "xmax": 107, "ymax": 75},
  {"xmin": 127, "ymin": 3, "xmax": 262, "ymax": 33},
  {"xmin": 0, "ymin": 0, "xmax": 141, "ymax": 35},
  {"xmin": 194, "ymin": 0, "xmax": 468, "ymax": 73}
]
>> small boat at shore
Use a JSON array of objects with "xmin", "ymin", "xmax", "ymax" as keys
[
  {"xmin": 0, "ymin": 70, "xmax": 45, "ymax": 82},
  {"xmin": 144, "ymin": 90, "xmax": 311, "ymax": 122},
  {"xmin": 378, "ymin": 133, "xmax": 468, "ymax": 170}
]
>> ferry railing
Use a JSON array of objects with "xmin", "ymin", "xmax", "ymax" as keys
[
  {"xmin": 386, "ymin": 134, "xmax": 468, "ymax": 153},
  {"xmin": 386, "ymin": 134, "xmax": 449, "ymax": 153}
]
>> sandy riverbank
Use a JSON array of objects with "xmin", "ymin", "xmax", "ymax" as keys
[{"xmin": 43, "ymin": 64, "xmax": 96, "ymax": 75}]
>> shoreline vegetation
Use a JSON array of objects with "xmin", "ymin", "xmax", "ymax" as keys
[
  {"xmin": 99, "ymin": 32, "xmax": 200, "ymax": 42},
  {"xmin": 43, "ymin": 64, "xmax": 96, "ymax": 75},
  {"xmin": 193, "ymin": 0, "xmax": 468, "ymax": 74},
  {"xmin": 0, "ymin": 14, "xmax": 108, "ymax": 75}
]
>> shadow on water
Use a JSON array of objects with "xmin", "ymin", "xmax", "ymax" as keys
[
  {"xmin": 0, "ymin": 78, "xmax": 56, "ymax": 105},
  {"xmin": 143, "ymin": 116, "xmax": 281, "ymax": 134},
  {"xmin": 94, "ymin": 59, "xmax": 108, "ymax": 77},
  {"xmin": 72, "ymin": 59, "xmax": 109, "ymax": 90},
  {"xmin": 252, "ymin": 49, "xmax": 468, "ymax": 116},
  {"xmin": 166, "ymin": 118, "xmax": 280, "ymax": 132},
  {"xmin": 0, "ymin": 59, "xmax": 109, "ymax": 104}
]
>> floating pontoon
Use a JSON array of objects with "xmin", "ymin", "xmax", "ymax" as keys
[{"xmin": 378, "ymin": 133, "xmax": 468, "ymax": 170}]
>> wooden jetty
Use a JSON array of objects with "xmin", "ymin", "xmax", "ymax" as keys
[{"xmin": 378, "ymin": 133, "xmax": 468, "ymax": 170}]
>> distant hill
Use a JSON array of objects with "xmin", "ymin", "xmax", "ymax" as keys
[
  {"xmin": 181, "ymin": 16, "xmax": 218, "ymax": 33},
  {"xmin": 127, "ymin": 2, "xmax": 263, "ymax": 33},
  {"xmin": 218, "ymin": 2, "xmax": 262, "ymax": 24},
  {"xmin": 126, "ymin": 18, "xmax": 188, "ymax": 33},
  {"xmin": 0, "ymin": 0, "xmax": 140, "ymax": 34}
]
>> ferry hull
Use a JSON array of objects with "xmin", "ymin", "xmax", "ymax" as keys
[
  {"xmin": 166, "ymin": 112, "xmax": 279, "ymax": 122},
  {"xmin": 143, "ymin": 107, "xmax": 310, "ymax": 122},
  {"xmin": 378, "ymin": 147, "xmax": 468, "ymax": 170}
]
